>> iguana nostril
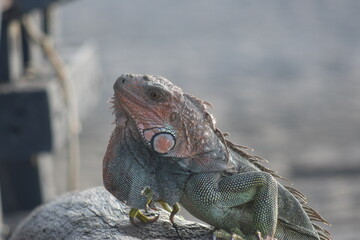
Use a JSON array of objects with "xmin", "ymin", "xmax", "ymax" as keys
[
  {"xmin": 118, "ymin": 77, "xmax": 126, "ymax": 84},
  {"xmin": 114, "ymin": 78, "xmax": 125, "ymax": 90}
]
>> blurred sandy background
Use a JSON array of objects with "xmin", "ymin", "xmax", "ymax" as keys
[{"xmin": 57, "ymin": 1, "xmax": 359, "ymax": 239}]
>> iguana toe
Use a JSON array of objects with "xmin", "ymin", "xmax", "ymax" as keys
[
  {"xmin": 156, "ymin": 201, "xmax": 180, "ymax": 224},
  {"xmin": 129, "ymin": 208, "xmax": 159, "ymax": 226},
  {"xmin": 169, "ymin": 203, "xmax": 180, "ymax": 225},
  {"xmin": 157, "ymin": 200, "xmax": 173, "ymax": 212}
]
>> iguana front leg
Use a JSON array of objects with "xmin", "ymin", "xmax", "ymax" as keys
[
  {"xmin": 129, "ymin": 187, "xmax": 181, "ymax": 226},
  {"xmin": 143, "ymin": 186, "xmax": 181, "ymax": 225},
  {"xmin": 217, "ymin": 171, "xmax": 278, "ymax": 239},
  {"xmin": 182, "ymin": 172, "xmax": 278, "ymax": 240}
]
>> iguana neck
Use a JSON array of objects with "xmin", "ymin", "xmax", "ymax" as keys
[
  {"xmin": 172, "ymin": 118, "xmax": 234, "ymax": 172},
  {"xmin": 104, "ymin": 122, "xmax": 191, "ymax": 208}
]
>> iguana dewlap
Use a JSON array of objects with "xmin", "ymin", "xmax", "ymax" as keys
[{"xmin": 103, "ymin": 74, "xmax": 331, "ymax": 240}]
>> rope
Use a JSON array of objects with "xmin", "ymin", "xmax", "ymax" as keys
[{"xmin": 21, "ymin": 14, "xmax": 80, "ymax": 191}]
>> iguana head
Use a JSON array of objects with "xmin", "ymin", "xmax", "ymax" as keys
[{"xmin": 112, "ymin": 73, "xmax": 221, "ymax": 159}]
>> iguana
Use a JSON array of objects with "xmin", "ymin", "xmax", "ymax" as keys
[{"xmin": 103, "ymin": 73, "xmax": 331, "ymax": 240}]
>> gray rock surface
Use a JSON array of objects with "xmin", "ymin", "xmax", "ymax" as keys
[{"xmin": 10, "ymin": 187, "xmax": 212, "ymax": 240}]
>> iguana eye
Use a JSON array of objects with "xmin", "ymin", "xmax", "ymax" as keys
[{"xmin": 148, "ymin": 89, "xmax": 164, "ymax": 101}]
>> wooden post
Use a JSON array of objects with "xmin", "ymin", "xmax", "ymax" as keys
[
  {"xmin": 0, "ymin": 9, "xmax": 4, "ymax": 240},
  {"xmin": 0, "ymin": 185, "xmax": 3, "ymax": 240},
  {"xmin": 0, "ymin": 18, "xmax": 10, "ymax": 83}
]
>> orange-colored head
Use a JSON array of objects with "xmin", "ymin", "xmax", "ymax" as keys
[{"xmin": 112, "ymin": 73, "xmax": 218, "ymax": 159}]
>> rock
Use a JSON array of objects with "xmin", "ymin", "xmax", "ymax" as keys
[{"xmin": 10, "ymin": 187, "xmax": 213, "ymax": 240}]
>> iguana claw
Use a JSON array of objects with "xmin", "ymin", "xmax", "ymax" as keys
[
  {"xmin": 169, "ymin": 203, "xmax": 181, "ymax": 237},
  {"xmin": 156, "ymin": 201, "xmax": 180, "ymax": 224},
  {"xmin": 169, "ymin": 203, "xmax": 180, "ymax": 225},
  {"xmin": 129, "ymin": 208, "xmax": 159, "ymax": 226}
]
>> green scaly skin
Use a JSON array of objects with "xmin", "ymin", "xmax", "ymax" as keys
[
  {"xmin": 103, "ymin": 74, "xmax": 331, "ymax": 240},
  {"xmin": 180, "ymin": 172, "xmax": 278, "ymax": 240}
]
